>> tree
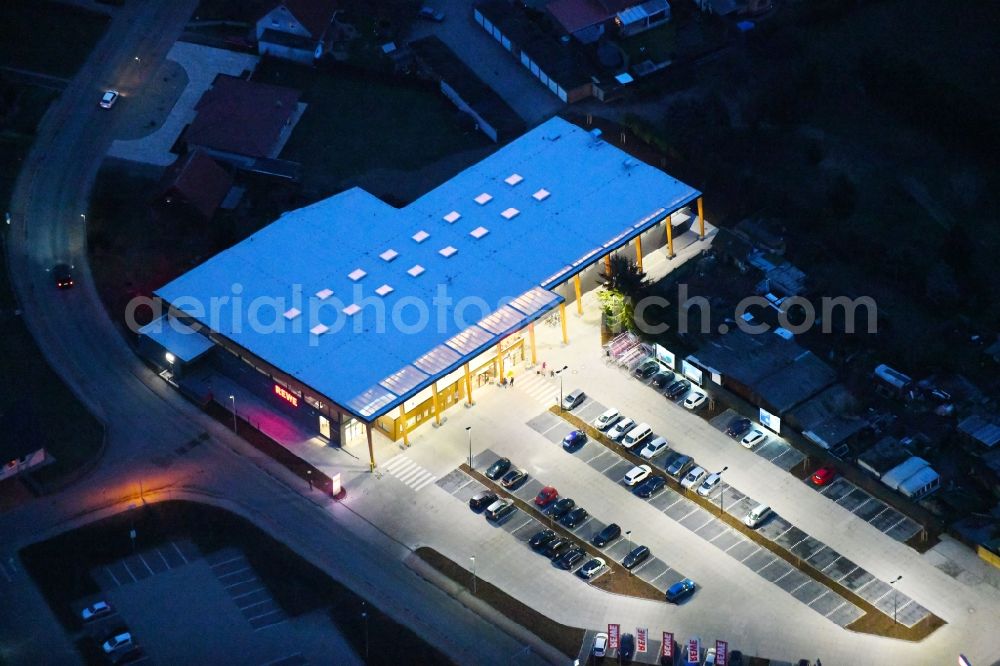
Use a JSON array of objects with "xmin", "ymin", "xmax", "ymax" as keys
[{"xmin": 605, "ymin": 254, "xmax": 649, "ymax": 301}]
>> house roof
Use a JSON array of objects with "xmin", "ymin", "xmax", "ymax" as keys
[
  {"xmin": 156, "ymin": 117, "xmax": 700, "ymax": 422},
  {"xmin": 958, "ymin": 414, "xmax": 1000, "ymax": 449},
  {"xmin": 159, "ymin": 150, "xmax": 234, "ymax": 219},
  {"xmin": 185, "ymin": 75, "xmax": 301, "ymax": 160},
  {"xmin": 264, "ymin": 0, "xmax": 338, "ymax": 38},
  {"xmin": 547, "ymin": 0, "xmax": 612, "ymax": 34},
  {"xmin": 787, "ymin": 383, "xmax": 867, "ymax": 449}
]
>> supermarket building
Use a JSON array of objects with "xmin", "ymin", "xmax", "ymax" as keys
[{"xmin": 141, "ymin": 117, "xmax": 705, "ymax": 469}]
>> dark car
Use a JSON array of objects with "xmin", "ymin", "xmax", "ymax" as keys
[
  {"xmin": 547, "ymin": 497, "xmax": 575, "ymax": 519},
  {"xmin": 529, "ymin": 529, "xmax": 557, "ymax": 551},
  {"xmin": 500, "ymin": 468, "xmax": 528, "ymax": 489},
  {"xmin": 485, "ymin": 457, "xmax": 511, "ymax": 480},
  {"xmin": 726, "ymin": 417, "xmax": 753, "ymax": 438},
  {"xmin": 418, "ymin": 5, "xmax": 445, "ymax": 21},
  {"xmin": 729, "ymin": 650, "xmax": 744, "ymax": 666},
  {"xmin": 53, "ymin": 263, "xmax": 74, "ymax": 289},
  {"xmin": 562, "ymin": 389, "xmax": 586, "ymax": 410},
  {"xmin": 622, "ymin": 545, "xmax": 650, "ymax": 569},
  {"xmin": 486, "ymin": 502, "xmax": 517, "ymax": 523},
  {"xmin": 664, "ymin": 378, "xmax": 691, "ymax": 400},
  {"xmin": 665, "ymin": 454, "xmax": 693, "ymax": 479},
  {"xmin": 664, "ymin": 578, "xmax": 697, "ymax": 603},
  {"xmin": 650, "ymin": 372, "xmax": 673, "ymax": 389},
  {"xmin": 534, "ymin": 486, "xmax": 558, "ymax": 506},
  {"xmin": 544, "ymin": 538, "xmax": 572, "ymax": 560},
  {"xmin": 562, "ymin": 430, "xmax": 588, "ymax": 450},
  {"xmin": 633, "ymin": 359, "xmax": 660, "ymax": 379},
  {"xmin": 469, "ymin": 490, "xmax": 497, "ymax": 511},
  {"xmin": 634, "ymin": 476, "xmax": 665, "ymax": 498},
  {"xmin": 555, "ymin": 546, "xmax": 586, "ymax": 570},
  {"xmin": 561, "ymin": 507, "xmax": 589, "ymax": 528},
  {"xmin": 576, "ymin": 557, "xmax": 606, "ymax": 579},
  {"xmin": 619, "ymin": 633, "xmax": 636, "ymax": 662},
  {"xmin": 592, "ymin": 523, "xmax": 621, "ymax": 547}
]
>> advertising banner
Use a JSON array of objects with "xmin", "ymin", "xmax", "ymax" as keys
[
  {"xmin": 682, "ymin": 359, "xmax": 704, "ymax": 385},
  {"xmin": 636, "ymin": 628, "xmax": 647, "ymax": 653},
  {"xmin": 662, "ymin": 632, "xmax": 674, "ymax": 658},
  {"xmin": 653, "ymin": 343, "xmax": 676, "ymax": 369},
  {"xmin": 608, "ymin": 624, "xmax": 620, "ymax": 650},
  {"xmin": 759, "ymin": 407, "xmax": 782, "ymax": 434},
  {"xmin": 715, "ymin": 640, "xmax": 729, "ymax": 666},
  {"xmin": 686, "ymin": 637, "xmax": 701, "ymax": 664}
]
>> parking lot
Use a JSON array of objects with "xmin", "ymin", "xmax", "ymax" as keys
[
  {"xmin": 206, "ymin": 548, "xmax": 287, "ymax": 631},
  {"xmin": 708, "ymin": 409, "xmax": 806, "ymax": 473},
  {"xmin": 806, "ymin": 476, "xmax": 924, "ymax": 544}
]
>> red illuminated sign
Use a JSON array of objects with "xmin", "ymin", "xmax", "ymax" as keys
[
  {"xmin": 636, "ymin": 627, "xmax": 647, "ymax": 653},
  {"xmin": 716, "ymin": 640, "xmax": 729, "ymax": 666},
  {"xmin": 274, "ymin": 384, "xmax": 299, "ymax": 407},
  {"xmin": 608, "ymin": 624, "xmax": 620, "ymax": 650},
  {"xmin": 686, "ymin": 638, "xmax": 701, "ymax": 664},
  {"xmin": 662, "ymin": 632, "xmax": 674, "ymax": 658}
]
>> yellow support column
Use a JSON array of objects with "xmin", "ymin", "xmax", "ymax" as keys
[
  {"xmin": 573, "ymin": 274, "xmax": 583, "ymax": 316},
  {"xmin": 697, "ymin": 196, "xmax": 705, "ymax": 239},
  {"xmin": 635, "ymin": 236, "xmax": 643, "ymax": 272},
  {"xmin": 666, "ymin": 214, "xmax": 675, "ymax": 258},
  {"xmin": 604, "ymin": 253, "xmax": 612, "ymax": 277},
  {"xmin": 464, "ymin": 362, "xmax": 474, "ymax": 406},
  {"xmin": 559, "ymin": 302, "xmax": 569, "ymax": 345},
  {"xmin": 432, "ymin": 381, "xmax": 441, "ymax": 426},
  {"xmin": 366, "ymin": 423, "xmax": 376, "ymax": 472},
  {"xmin": 496, "ymin": 343, "xmax": 504, "ymax": 382},
  {"xmin": 399, "ymin": 404, "xmax": 409, "ymax": 447},
  {"xmin": 528, "ymin": 322, "xmax": 537, "ymax": 365}
]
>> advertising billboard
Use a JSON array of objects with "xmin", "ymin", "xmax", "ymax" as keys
[{"xmin": 759, "ymin": 407, "xmax": 781, "ymax": 434}]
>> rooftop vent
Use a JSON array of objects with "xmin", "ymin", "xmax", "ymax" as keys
[
  {"xmin": 474, "ymin": 192, "xmax": 493, "ymax": 205},
  {"xmin": 412, "ymin": 230, "xmax": 430, "ymax": 243},
  {"xmin": 504, "ymin": 173, "xmax": 523, "ymax": 186},
  {"xmin": 379, "ymin": 249, "xmax": 398, "ymax": 262},
  {"xmin": 343, "ymin": 304, "xmax": 361, "ymax": 316},
  {"xmin": 315, "ymin": 288, "xmax": 333, "ymax": 300},
  {"xmin": 443, "ymin": 211, "xmax": 461, "ymax": 223},
  {"xmin": 375, "ymin": 284, "xmax": 394, "ymax": 297},
  {"xmin": 408, "ymin": 264, "xmax": 425, "ymax": 277},
  {"xmin": 348, "ymin": 268, "xmax": 366, "ymax": 281},
  {"xmin": 283, "ymin": 308, "xmax": 301, "ymax": 320},
  {"xmin": 501, "ymin": 207, "xmax": 520, "ymax": 220},
  {"xmin": 439, "ymin": 246, "xmax": 458, "ymax": 258},
  {"xmin": 310, "ymin": 323, "xmax": 329, "ymax": 335},
  {"xmin": 470, "ymin": 226, "xmax": 489, "ymax": 239},
  {"xmin": 533, "ymin": 188, "xmax": 550, "ymax": 201}
]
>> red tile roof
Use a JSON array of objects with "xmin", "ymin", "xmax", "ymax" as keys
[
  {"xmin": 159, "ymin": 151, "xmax": 234, "ymax": 219},
  {"xmin": 266, "ymin": 0, "xmax": 338, "ymax": 38},
  {"xmin": 185, "ymin": 75, "xmax": 301, "ymax": 159}
]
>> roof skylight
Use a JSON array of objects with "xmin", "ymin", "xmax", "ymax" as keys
[
  {"xmin": 504, "ymin": 173, "xmax": 523, "ymax": 186},
  {"xmin": 474, "ymin": 192, "xmax": 493, "ymax": 205},
  {"xmin": 315, "ymin": 288, "xmax": 333, "ymax": 300},
  {"xmin": 375, "ymin": 284, "xmax": 394, "ymax": 296},
  {"xmin": 310, "ymin": 324, "xmax": 329, "ymax": 335},
  {"xmin": 439, "ymin": 246, "xmax": 458, "ymax": 258},
  {"xmin": 470, "ymin": 226, "xmax": 489, "ymax": 239},
  {"xmin": 283, "ymin": 308, "xmax": 301, "ymax": 320},
  {"xmin": 343, "ymin": 304, "xmax": 361, "ymax": 316},
  {"xmin": 407, "ymin": 264, "xmax": 425, "ymax": 277},
  {"xmin": 412, "ymin": 230, "xmax": 430, "ymax": 243},
  {"xmin": 443, "ymin": 211, "xmax": 461, "ymax": 223},
  {"xmin": 501, "ymin": 207, "xmax": 520, "ymax": 220},
  {"xmin": 533, "ymin": 188, "xmax": 550, "ymax": 201},
  {"xmin": 348, "ymin": 268, "xmax": 366, "ymax": 281},
  {"xmin": 379, "ymin": 249, "xmax": 398, "ymax": 262}
]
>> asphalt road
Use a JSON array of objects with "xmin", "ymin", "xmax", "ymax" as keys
[{"xmin": 1, "ymin": 3, "xmax": 547, "ymax": 665}]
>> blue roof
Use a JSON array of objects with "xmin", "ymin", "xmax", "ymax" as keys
[{"xmin": 156, "ymin": 117, "xmax": 700, "ymax": 421}]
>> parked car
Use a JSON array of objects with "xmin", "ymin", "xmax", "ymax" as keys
[
  {"xmin": 622, "ymin": 545, "xmax": 650, "ymax": 569},
  {"xmin": 608, "ymin": 417, "xmax": 636, "ymax": 441},
  {"xmin": 469, "ymin": 490, "xmax": 497, "ymax": 511},
  {"xmin": 664, "ymin": 578, "xmax": 697, "ymax": 603},
  {"xmin": 593, "ymin": 408, "xmax": 621, "ymax": 430},
  {"xmin": 592, "ymin": 523, "xmax": 621, "ymax": 547},
  {"xmin": 622, "ymin": 423, "xmax": 653, "ymax": 449},
  {"xmin": 52, "ymin": 263, "xmax": 74, "ymax": 289},
  {"xmin": 418, "ymin": 5, "xmax": 445, "ymax": 21},
  {"xmin": 634, "ymin": 475, "xmax": 665, "ymax": 498},
  {"xmin": 562, "ymin": 389, "xmax": 586, "ymax": 410},
  {"xmin": 811, "ymin": 465, "xmax": 837, "ymax": 486},
  {"xmin": 741, "ymin": 429, "xmax": 767, "ymax": 449},
  {"xmin": 561, "ymin": 507, "xmax": 589, "ymax": 528},
  {"xmin": 619, "ymin": 633, "xmax": 636, "ymax": 661},
  {"xmin": 683, "ymin": 391, "xmax": 707, "ymax": 410},
  {"xmin": 81, "ymin": 601, "xmax": 113, "ymax": 621},
  {"xmin": 99, "ymin": 89, "xmax": 119, "ymax": 109},
  {"xmin": 555, "ymin": 546, "xmax": 586, "ymax": 570},
  {"xmin": 529, "ymin": 529, "xmax": 557, "ymax": 551},
  {"xmin": 562, "ymin": 430, "xmax": 587, "ymax": 450},
  {"xmin": 622, "ymin": 464, "xmax": 651, "ymax": 486},
  {"xmin": 547, "ymin": 497, "xmax": 575, "ymax": 519},
  {"xmin": 633, "ymin": 358, "xmax": 660, "ymax": 379},
  {"xmin": 664, "ymin": 378, "xmax": 691, "ymax": 400},
  {"xmin": 534, "ymin": 486, "xmax": 558, "ymax": 506},
  {"xmin": 544, "ymin": 538, "xmax": 572, "ymax": 560},
  {"xmin": 680, "ymin": 465, "xmax": 707, "ymax": 490},
  {"xmin": 744, "ymin": 503, "xmax": 772, "ymax": 528},
  {"xmin": 485, "ymin": 499, "xmax": 516, "ymax": 522},
  {"xmin": 102, "ymin": 632, "xmax": 133, "ymax": 654},
  {"xmin": 728, "ymin": 650, "xmax": 744, "ymax": 666},
  {"xmin": 485, "ymin": 457, "xmax": 511, "ymax": 480},
  {"xmin": 577, "ymin": 557, "xmax": 606, "ymax": 580},
  {"xmin": 500, "ymin": 468, "xmax": 528, "ymax": 489},
  {"xmin": 639, "ymin": 436, "xmax": 668, "ymax": 459},
  {"xmin": 650, "ymin": 371, "xmax": 673, "ymax": 389},
  {"xmin": 697, "ymin": 472, "xmax": 721, "ymax": 496},
  {"xmin": 704, "ymin": 647, "xmax": 718, "ymax": 665},
  {"xmin": 665, "ymin": 454, "xmax": 693, "ymax": 479},
  {"xmin": 592, "ymin": 632, "xmax": 608, "ymax": 657},
  {"xmin": 726, "ymin": 417, "xmax": 752, "ymax": 438}
]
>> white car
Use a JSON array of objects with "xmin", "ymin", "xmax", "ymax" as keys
[
  {"xmin": 639, "ymin": 436, "xmax": 668, "ymax": 459},
  {"xmin": 608, "ymin": 417, "xmax": 636, "ymax": 441},
  {"xmin": 81, "ymin": 600, "xmax": 113, "ymax": 621},
  {"xmin": 704, "ymin": 647, "xmax": 717, "ymax": 665},
  {"xmin": 741, "ymin": 429, "xmax": 767, "ymax": 449},
  {"xmin": 680, "ymin": 465, "xmax": 706, "ymax": 490},
  {"xmin": 697, "ymin": 472, "xmax": 721, "ymax": 496},
  {"xmin": 562, "ymin": 389, "xmax": 586, "ymax": 410},
  {"xmin": 99, "ymin": 89, "xmax": 119, "ymax": 109},
  {"xmin": 593, "ymin": 408, "xmax": 621, "ymax": 431},
  {"xmin": 622, "ymin": 464, "xmax": 651, "ymax": 486},
  {"xmin": 592, "ymin": 632, "xmax": 608, "ymax": 657},
  {"xmin": 102, "ymin": 632, "xmax": 133, "ymax": 654},
  {"xmin": 683, "ymin": 391, "xmax": 707, "ymax": 410}
]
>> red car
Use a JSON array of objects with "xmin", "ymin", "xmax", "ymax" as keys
[
  {"xmin": 534, "ymin": 486, "xmax": 558, "ymax": 506},
  {"xmin": 811, "ymin": 466, "xmax": 837, "ymax": 486}
]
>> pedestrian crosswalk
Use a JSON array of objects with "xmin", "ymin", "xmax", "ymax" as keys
[
  {"xmin": 510, "ymin": 370, "xmax": 559, "ymax": 406},
  {"xmin": 381, "ymin": 455, "xmax": 438, "ymax": 492}
]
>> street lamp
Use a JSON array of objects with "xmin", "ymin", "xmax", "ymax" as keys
[
  {"xmin": 466, "ymin": 426, "xmax": 473, "ymax": 469},
  {"xmin": 470, "ymin": 555, "xmax": 477, "ymax": 595},
  {"xmin": 889, "ymin": 575, "xmax": 903, "ymax": 625},
  {"xmin": 625, "ymin": 529, "xmax": 632, "ymax": 575},
  {"xmin": 361, "ymin": 602, "xmax": 369, "ymax": 661},
  {"xmin": 306, "ymin": 469, "xmax": 313, "ymax": 490},
  {"xmin": 228, "ymin": 395, "xmax": 237, "ymax": 433},
  {"xmin": 717, "ymin": 465, "xmax": 729, "ymax": 515},
  {"xmin": 555, "ymin": 365, "xmax": 569, "ymax": 410}
]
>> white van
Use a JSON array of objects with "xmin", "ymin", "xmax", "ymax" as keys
[
  {"xmin": 622, "ymin": 423, "xmax": 653, "ymax": 449},
  {"xmin": 744, "ymin": 503, "xmax": 772, "ymax": 528}
]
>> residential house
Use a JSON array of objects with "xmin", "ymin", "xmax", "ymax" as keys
[
  {"xmin": 256, "ymin": 0, "xmax": 339, "ymax": 64},
  {"xmin": 157, "ymin": 150, "xmax": 234, "ymax": 221},
  {"xmin": 547, "ymin": 0, "xmax": 670, "ymax": 44}
]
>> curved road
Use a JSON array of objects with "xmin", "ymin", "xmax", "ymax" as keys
[{"xmin": 2, "ymin": 3, "xmax": 546, "ymax": 665}]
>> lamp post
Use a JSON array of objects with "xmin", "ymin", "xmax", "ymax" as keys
[
  {"xmin": 625, "ymin": 529, "xmax": 632, "ymax": 575},
  {"xmin": 717, "ymin": 465, "xmax": 729, "ymax": 516},
  {"xmin": 361, "ymin": 601, "xmax": 369, "ymax": 661},
  {"xmin": 466, "ymin": 426, "xmax": 473, "ymax": 469},
  {"xmin": 555, "ymin": 365, "xmax": 569, "ymax": 410},
  {"xmin": 228, "ymin": 395, "xmax": 237, "ymax": 433},
  {"xmin": 306, "ymin": 469, "xmax": 312, "ymax": 490},
  {"xmin": 470, "ymin": 555, "xmax": 477, "ymax": 595},
  {"xmin": 889, "ymin": 575, "xmax": 903, "ymax": 625}
]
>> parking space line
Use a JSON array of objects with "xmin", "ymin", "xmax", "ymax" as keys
[
  {"xmin": 788, "ymin": 579, "xmax": 810, "ymax": 594},
  {"xmin": 172, "ymin": 541, "xmax": 190, "ymax": 565},
  {"xmin": 210, "ymin": 555, "xmax": 244, "ymax": 569},
  {"xmin": 869, "ymin": 586, "xmax": 895, "ymax": 603},
  {"xmin": 786, "ymin": 534, "xmax": 809, "ymax": 549},
  {"xmin": 739, "ymin": 546, "xmax": 761, "ymax": 563},
  {"xmin": 771, "ymin": 568, "xmax": 793, "ymax": 584},
  {"xmin": 120, "ymin": 560, "xmax": 138, "ymax": 582},
  {"xmin": 232, "ymin": 587, "xmax": 267, "ymax": 601},
  {"xmin": 599, "ymin": 459, "xmax": 620, "ymax": 473},
  {"xmin": 660, "ymin": 495, "xmax": 684, "ymax": 511},
  {"xmin": 675, "ymin": 506, "xmax": 699, "ymax": 522},
  {"xmin": 155, "ymin": 548, "xmax": 171, "ymax": 570},
  {"xmin": 772, "ymin": 525, "xmax": 795, "ymax": 540},
  {"xmin": 105, "ymin": 566, "xmax": 121, "ymax": 587},
  {"xmin": 880, "ymin": 514, "xmax": 907, "ymax": 533},
  {"xmin": 449, "ymin": 478, "xmax": 473, "ymax": 496},
  {"xmin": 865, "ymin": 505, "xmax": 889, "ymax": 521},
  {"xmin": 800, "ymin": 587, "xmax": 827, "ymax": 605},
  {"xmin": 225, "ymin": 577, "xmax": 259, "ymax": 590},
  {"xmin": 248, "ymin": 607, "xmax": 284, "ymax": 621},
  {"xmin": 824, "ymin": 600, "xmax": 847, "ymax": 617},
  {"xmin": 137, "ymin": 553, "xmax": 155, "ymax": 576},
  {"xmin": 254, "ymin": 617, "xmax": 287, "ymax": 631},
  {"xmin": 692, "ymin": 516, "xmax": 716, "ymax": 532},
  {"xmin": 808, "ymin": 545, "xmax": 829, "ymax": 561},
  {"xmin": 241, "ymin": 598, "xmax": 273, "ymax": 612},
  {"xmin": 220, "ymin": 566, "xmax": 252, "ymax": 579},
  {"xmin": 835, "ymin": 566, "xmax": 859, "ymax": 582}
]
